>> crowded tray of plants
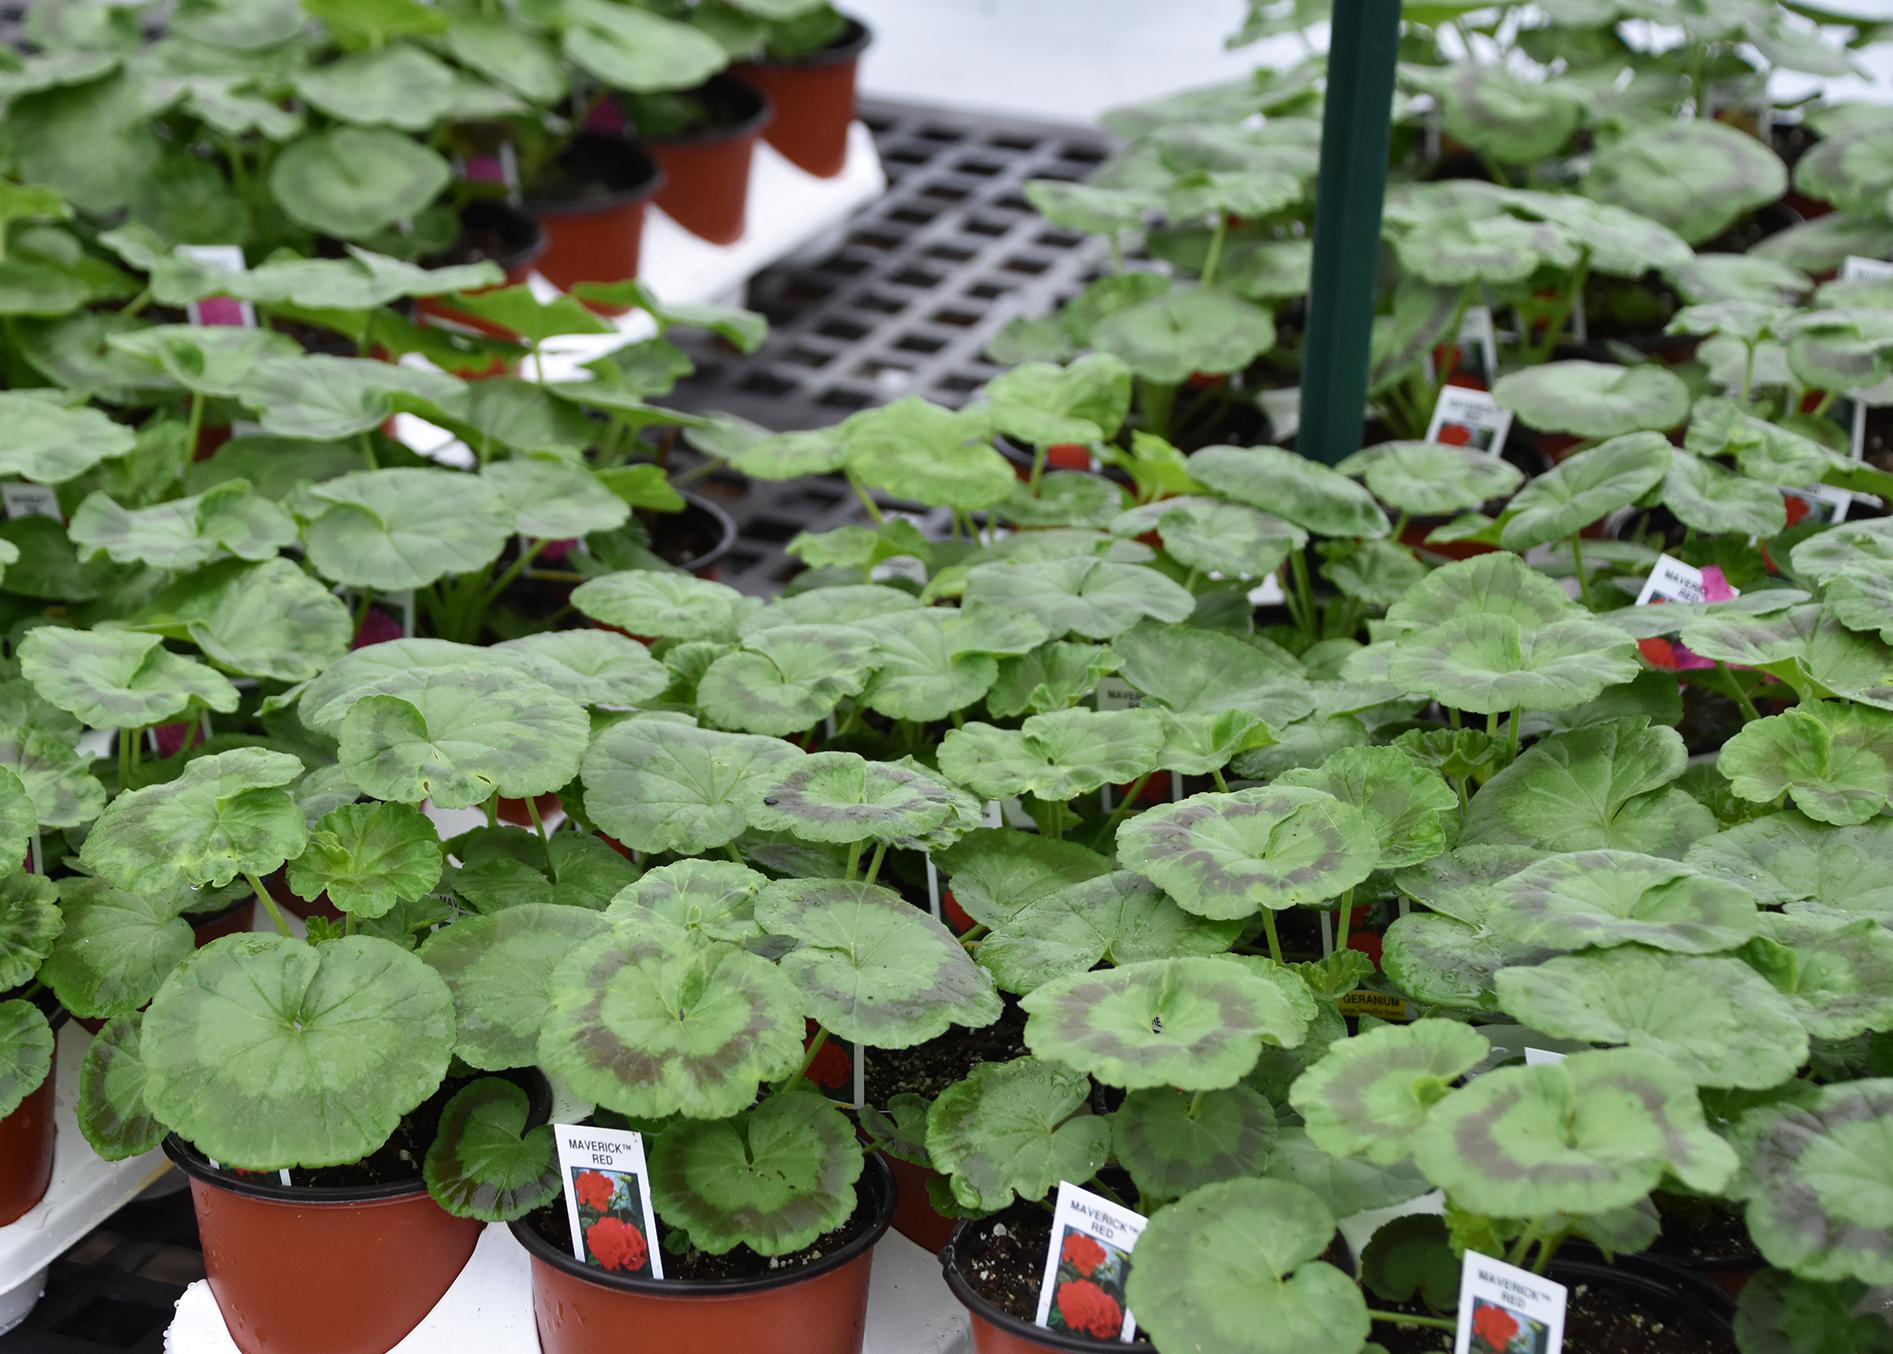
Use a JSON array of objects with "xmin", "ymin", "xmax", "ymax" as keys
[{"xmin": 0, "ymin": 0, "xmax": 1891, "ymax": 1351}]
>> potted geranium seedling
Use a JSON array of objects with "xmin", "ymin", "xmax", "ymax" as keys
[
  {"xmin": 0, "ymin": 768, "xmax": 60, "ymax": 1226},
  {"xmin": 723, "ymin": 1, "xmax": 873, "ymax": 178},
  {"xmin": 615, "ymin": 74, "xmax": 774, "ymax": 245}
]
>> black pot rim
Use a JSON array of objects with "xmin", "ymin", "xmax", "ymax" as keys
[
  {"xmin": 741, "ymin": 15, "xmax": 871, "ymax": 71},
  {"xmin": 454, "ymin": 199, "xmax": 548, "ymax": 275},
  {"xmin": 1552, "ymin": 1243, "xmax": 1741, "ymax": 1323},
  {"xmin": 508, "ymin": 1151, "xmax": 895, "ymax": 1298},
  {"xmin": 163, "ymin": 1066, "xmax": 553, "ymax": 1206},
  {"xmin": 672, "ymin": 489, "xmax": 739, "ymax": 576},
  {"xmin": 639, "ymin": 73, "xmax": 774, "ymax": 150},
  {"xmin": 940, "ymin": 1214, "xmax": 1135, "ymax": 1353},
  {"xmin": 527, "ymin": 133, "xmax": 665, "ymax": 217}
]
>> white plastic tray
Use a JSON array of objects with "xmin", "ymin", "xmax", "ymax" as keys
[
  {"xmin": 0, "ymin": 1024, "xmax": 173, "ymax": 1330},
  {"xmin": 168, "ymin": 1224, "xmax": 971, "ymax": 1353}
]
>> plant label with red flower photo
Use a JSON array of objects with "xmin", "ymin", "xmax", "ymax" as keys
[
  {"xmin": 177, "ymin": 244, "xmax": 257, "ymax": 328},
  {"xmin": 555, "ymin": 1123, "xmax": 665, "ymax": 1280},
  {"xmin": 1430, "ymin": 305, "xmax": 1498, "ymax": 390},
  {"xmin": 1453, "ymin": 1250, "xmax": 1565, "ymax": 1354},
  {"xmin": 1634, "ymin": 553, "xmax": 1738, "ymax": 671},
  {"xmin": 1425, "ymin": 387, "xmax": 1513, "ymax": 458},
  {"xmin": 1034, "ymin": 1181, "xmax": 1147, "ymax": 1343}
]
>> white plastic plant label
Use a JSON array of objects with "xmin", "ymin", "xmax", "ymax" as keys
[
  {"xmin": 1248, "ymin": 573, "xmax": 1287, "ymax": 606},
  {"xmin": 1634, "ymin": 554, "xmax": 1736, "ymax": 671},
  {"xmin": 1782, "ymin": 483, "xmax": 1857, "ymax": 528},
  {"xmin": 176, "ymin": 244, "xmax": 256, "ymax": 328},
  {"xmin": 1454, "ymin": 1251, "xmax": 1566, "ymax": 1354},
  {"xmin": 923, "ymin": 852, "xmax": 943, "ymax": 921},
  {"xmin": 1431, "ymin": 304, "xmax": 1498, "ymax": 389},
  {"xmin": 555, "ymin": 1123, "xmax": 665, "ymax": 1279},
  {"xmin": 1524, "ymin": 1048, "xmax": 1567, "ymax": 1066},
  {"xmin": 1093, "ymin": 677, "xmax": 1142, "ymax": 711},
  {"xmin": 1034, "ymin": 1181, "xmax": 1147, "ymax": 1343},
  {"xmin": 1425, "ymin": 387, "xmax": 1513, "ymax": 458},
  {"xmin": 1, "ymin": 483, "xmax": 60, "ymax": 521}
]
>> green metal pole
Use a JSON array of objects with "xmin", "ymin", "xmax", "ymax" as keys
[{"xmin": 1296, "ymin": 0, "xmax": 1402, "ymax": 465}]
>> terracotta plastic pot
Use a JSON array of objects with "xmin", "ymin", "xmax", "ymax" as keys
[
  {"xmin": 164, "ymin": 1071, "xmax": 549, "ymax": 1354},
  {"xmin": 732, "ymin": 19, "xmax": 871, "ymax": 178},
  {"xmin": 527, "ymin": 134, "xmax": 663, "ymax": 305},
  {"xmin": 509, "ymin": 1153, "xmax": 895, "ymax": 1354},
  {"xmin": 643, "ymin": 75, "xmax": 773, "ymax": 245},
  {"xmin": 418, "ymin": 200, "xmax": 547, "ymax": 338},
  {"xmin": 884, "ymin": 1154, "xmax": 955, "ymax": 1254},
  {"xmin": 0, "ymin": 1009, "xmax": 64, "ymax": 1226},
  {"xmin": 189, "ymin": 895, "xmax": 257, "ymax": 946},
  {"xmin": 941, "ymin": 1217, "xmax": 1128, "ymax": 1354}
]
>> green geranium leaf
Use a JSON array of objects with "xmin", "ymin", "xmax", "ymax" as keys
[
  {"xmin": 976, "ymin": 871, "xmax": 1242, "ymax": 995},
  {"xmin": 1495, "ymin": 948, "xmax": 1808, "ymax": 1088},
  {"xmin": 1114, "ymin": 1083, "xmax": 1275, "ymax": 1201},
  {"xmin": 695, "ymin": 625, "xmax": 876, "ymax": 736},
  {"xmin": 152, "ymin": 558, "xmax": 353, "ymax": 683},
  {"xmin": 934, "ymin": 829, "xmax": 1111, "ymax": 928},
  {"xmin": 1485, "ymin": 849, "xmax": 1761, "ymax": 955},
  {"xmin": 939, "ymin": 708, "xmax": 1163, "ymax": 802},
  {"xmin": 1383, "ymin": 551, "xmax": 1571, "ymax": 632},
  {"xmin": 603, "ymin": 860, "xmax": 767, "ymax": 948},
  {"xmin": 756, "ymin": 880, "xmax": 1000, "ymax": 1048},
  {"xmin": 419, "ymin": 904, "xmax": 609, "ymax": 1071},
  {"xmin": 1111, "ymin": 496, "xmax": 1304, "ymax": 579},
  {"xmin": 1382, "ymin": 909, "xmax": 1558, "ymax": 1014},
  {"xmin": 571, "ymin": 570, "xmax": 752, "ymax": 642},
  {"xmin": 540, "ymin": 934, "xmax": 802, "ymax": 1120},
  {"xmin": 1118, "ymin": 787, "xmax": 1379, "ymax": 919},
  {"xmin": 423, "ymin": 1077, "xmax": 558, "ymax": 1222},
  {"xmin": 1126, "ymin": 1178, "xmax": 1370, "ymax": 1354},
  {"xmin": 82, "ymin": 749, "xmax": 306, "ymax": 894},
  {"xmin": 986, "ymin": 352, "xmax": 1133, "ymax": 446},
  {"xmin": 1495, "ymin": 364, "xmax": 1689, "ymax": 442},
  {"xmin": 293, "ymin": 44, "xmax": 462, "ymax": 131},
  {"xmin": 19, "ymin": 628, "xmax": 239, "ymax": 730},
  {"xmin": 1585, "ymin": 121, "xmax": 1788, "ymax": 245},
  {"xmin": 961, "ymin": 557, "xmax": 1194, "ymax": 640},
  {"xmin": 1747, "ymin": 911, "xmax": 1893, "ymax": 1043},
  {"xmin": 1360, "ymin": 1215, "xmax": 1459, "ymax": 1312},
  {"xmin": 1092, "ymin": 284, "xmax": 1274, "ymax": 384},
  {"xmin": 1021, "ymin": 956, "xmax": 1308, "ymax": 1091},
  {"xmin": 1733, "ymin": 1269, "xmax": 1893, "ymax": 1354},
  {"xmin": 1687, "ymin": 812, "xmax": 1893, "ymax": 920},
  {"xmin": 1417, "ymin": 1047, "xmax": 1739, "ymax": 1215},
  {"xmin": 1396, "ymin": 211, "xmax": 1579, "ymax": 286},
  {"xmin": 1734, "ymin": 1081, "xmax": 1893, "ymax": 1284},
  {"xmin": 492, "ymin": 631, "xmax": 669, "ymax": 709},
  {"xmin": 651, "ymin": 1092, "xmax": 862, "ymax": 1256},
  {"xmin": 1113, "ymin": 623, "xmax": 1309, "ymax": 725},
  {"xmin": 0, "ymin": 999, "xmax": 54, "ymax": 1121},
  {"xmin": 689, "ymin": 416, "xmax": 850, "ymax": 481},
  {"xmin": 269, "ymin": 127, "xmax": 451, "ymax": 239},
  {"xmin": 76, "ymin": 1012, "xmax": 161, "ymax": 1161},
  {"xmin": 297, "ymin": 467, "xmax": 509, "ymax": 591},
  {"xmin": 743, "ymin": 751, "xmax": 957, "ymax": 845},
  {"xmin": 925, "ymin": 1056, "xmax": 1111, "ymax": 1212},
  {"xmin": 1719, "ymin": 704, "xmax": 1893, "ymax": 827},
  {"xmin": 842, "ymin": 398, "xmax": 1014, "ymax": 511},
  {"xmin": 1190, "ymin": 444, "xmax": 1392, "ymax": 538},
  {"xmin": 1435, "ymin": 64, "xmax": 1584, "ymax": 163},
  {"xmin": 857, "ymin": 609, "xmax": 998, "ymax": 723},
  {"xmin": 1663, "ymin": 451, "xmax": 1790, "ymax": 538},
  {"xmin": 1277, "ymin": 746, "xmax": 1456, "ymax": 871},
  {"xmin": 143, "ymin": 934, "xmax": 455, "ymax": 1169},
  {"xmin": 1387, "ymin": 611, "xmax": 1641, "ymax": 715},
  {"xmin": 1499, "ymin": 431, "xmax": 1674, "ymax": 549},
  {"xmin": 582, "ymin": 717, "xmax": 801, "ymax": 855},
  {"xmin": 0, "ymin": 391, "xmax": 134, "ymax": 483},
  {"xmin": 1338, "ymin": 440, "xmax": 1523, "ymax": 516},
  {"xmin": 287, "ymin": 803, "xmax": 442, "ymax": 919},
  {"xmin": 1289, "ymin": 1020, "xmax": 1490, "ymax": 1165},
  {"xmin": 41, "ymin": 877, "xmax": 191, "ymax": 1020},
  {"xmin": 482, "ymin": 459, "xmax": 629, "ymax": 541},
  {"xmin": 0, "ymin": 873, "xmax": 59, "ymax": 991},
  {"xmin": 560, "ymin": 0, "xmax": 726, "ymax": 93}
]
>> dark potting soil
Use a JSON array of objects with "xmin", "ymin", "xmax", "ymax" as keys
[
  {"xmin": 863, "ymin": 1001, "xmax": 1026, "ymax": 1106},
  {"xmin": 647, "ymin": 508, "xmax": 722, "ymax": 570},
  {"xmin": 1651, "ymin": 1196, "xmax": 1761, "ymax": 1268},
  {"xmin": 424, "ymin": 216, "xmax": 523, "ymax": 271},
  {"xmin": 1370, "ymin": 1278, "xmax": 1731, "ymax": 1354},
  {"xmin": 958, "ymin": 1211, "xmax": 1154, "ymax": 1346},
  {"xmin": 524, "ymin": 1181, "xmax": 876, "ymax": 1282}
]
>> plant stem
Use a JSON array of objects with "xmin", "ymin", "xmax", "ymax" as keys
[
  {"xmin": 863, "ymin": 840, "xmax": 888, "ymax": 886},
  {"xmin": 246, "ymin": 872, "xmax": 294, "ymax": 939},
  {"xmin": 1096, "ymin": 774, "xmax": 1152, "ymax": 845},
  {"xmin": 1367, "ymin": 1311, "xmax": 1457, "ymax": 1333},
  {"xmin": 1715, "ymin": 662, "xmax": 1762, "ymax": 723},
  {"xmin": 1506, "ymin": 708, "xmax": 1522, "ymax": 764},
  {"xmin": 1507, "ymin": 1217, "xmax": 1546, "ymax": 1268},
  {"xmin": 1029, "ymin": 444, "xmax": 1047, "ymax": 492},
  {"xmin": 118, "ymin": 728, "xmax": 135, "ymax": 791},
  {"xmin": 777, "ymin": 1027, "xmax": 828, "ymax": 1098},
  {"xmin": 478, "ymin": 539, "xmax": 549, "ymax": 612},
  {"xmin": 1138, "ymin": 381, "xmax": 1178, "ymax": 438},
  {"xmin": 844, "ymin": 840, "xmax": 864, "ymax": 881},
  {"xmin": 844, "ymin": 470, "xmax": 884, "ymax": 524},
  {"xmin": 1200, "ymin": 215, "xmax": 1229, "ymax": 288},
  {"xmin": 1336, "ymin": 889, "xmax": 1354, "ymax": 953},
  {"xmin": 1261, "ymin": 910, "xmax": 1285, "ymax": 965},
  {"xmin": 1288, "ymin": 549, "xmax": 1318, "ymax": 640},
  {"xmin": 1210, "ymin": 767, "xmax": 1229, "ymax": 793},
  {"xmin": 185, "ymin": 392, "xmax": 205, "ymax": 461},
  {"xmin": 1569, "ymin": 533, "xmax": 1593, "ymax": 608},
  {"xmin": 483, "ymin": 794, "xmax": 498, "ymax": 829},
  {"xmin": 358, "ymin": 431, "xmax": 378, "ymax": 471},
  {"xmin": 724, "ymin": 843, "xmax": 746, "ymax": 864},
  {"xmin": 523, "ymin": 794, "xmax": 554, "ymax": 872}
]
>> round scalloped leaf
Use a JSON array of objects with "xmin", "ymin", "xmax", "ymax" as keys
[
  {"xmin": 1662, "ymin": 451, "xmax": 1789, "ymax": 538},
  {"xmin": 288, "ymin": 802, "xmax": 443, "ymax": 919},
  {"xmin": 1384, "ymin": 552, "xmax": 1572, "ymax": 631},
  {"xmin": 1003, "ymin": 471, "xmax": 1126, "ymax": 530},
  {"xmin": 924, "ymin": 1056, "xmax": 1111, "ymax": 1212},
  {"xmin": 652, "ymin": 1092, "xmax": 863, "ymax": 1256},
  {"xmin": 1687, "ymin": 813, "xmax": 1893, "ymax": 919},
  {"xmin": 540, "ymin": 934, "xmax": 802, "ymax": 1120},
  {"xmin": 1288, "ymin": 1020, "xmax": 1490, "ymax": 1165},
  {"xmin": 1359, "ymin": 1215, "xmax": 1459, "ymax": 1312},
  {"xmin": 81, "ymin": 749, "xmax": 306, "ymax": 894},
  {"xmin": 1827, "ymin": 566, "xmax": 1893, "ymax": 647},
  {"xmin": 695, "ymin": 624, "xmax": 876, "ymax": 736},
  {"xmin": 934, "ymin": 828, "xmax": 1112, "ymax": 929},
  {"xmin": 603, "ymin": 860, "xmax": 768, "ymax": 948},
  {"xmin": 1388, "ymin": 611, "xmax": 1641, "ymax": 715},
  {"xmin": 1415, "ymin": 1048, "xmax": 1739, "ymax": 1216},
  {"xmin": 41, "ymin": 877, "xmax": 191, "ymax": 1020},
  {"xmin": 841, "ymin": 397, "xmax": 1016, "ymax": 511},
  {"xmin": 419, "ymin": 904, "xmax": 609, "ymax": 1071},
  {"xmin": 1111, "ymin": 497, "xmax": 1305, "ymax": 579},
  {"xmin": 1395, "ymin": 211, "xmax": 1579, "ymax": 285},
  {"xmin": 939, "ymin": 708, "xmax": 1163, "ymax": 802},
  {"xmin": 1484, "ymin": 850, "xmax": 1761, "ymax": 955},
  {"xmin": 298, "ymin": 468, "xmax": 510, "ymax": 591},
  {"xmin": 0, "ymin": 872, "xmax": 59, "ymax": 991},
  {"xmin": 1276, "ymin": 746, "xmax": 1456, "ymax": 871},
  {"xmin": 581, "ymin": 717, "xmax": 803, "ymax": 855},
  {"xmin": 977, "ymin": 871, "xmax": 1242, "ymax": 995},
  {"xmin": 1498, "ymin": 431, "xmax": 1674, "ymax": 549},
  {"xmin": 755, "ymin": 879, "xmax": 1000, "ymax": 1049},
  {"xmin": 1672, "ymin": 253, "xmax": 1813, "ymax": 308},
  {"xmin": 961, "ymin": 557, "xmax": 1194, "ymax": 640},
  {"xmin": 269, "ymin": 127, "xmax": 451, "ymax": 238},
  {"xmin": 1464, "ymin": 720, "xmax": 1715, "ymax": 859},
  {"xmin": 296, "ymin": 639, "xmax": 513, "ymax": 734},
  {"xmin": 338, "ymin": 666, "xmax": 588, "ymax": 810},
  {"xmin": 0, "ymin": 393, "xmax": 135, "ymax": 483},
  {"xmin": 1189, "ymin": 444, "xmax": 1392, "ymax": 538},
  {"xmin": 70, "ymin": 481, "xmax": 297, "ymax": 570},
  {"xmin": 1436, "ymin": 64, "xmax": 1584, "ymax": 164},
  {"xmin": 0, "ymin": 714, "xmax": 103, "ymax": 831},
  {"xmin": 1495, "ymin": 363, "xmax": 1689, "ymax": 441},
  {"xmin": 1125, "ymin": 1178, "xmax": 1369, "ymax": 1354},
  {"xmin": 480, "ymin": 457, "xmax": 629, "ymax": 540},
  {"xmin": 423, "ymin": 1077, "xmax": 559, "ymax": 1222},
  {"xmin": 0, "ymin": 998, "xmax": 53, "ymax": 1121},
  {"xmin": 571, "ymin": 571, "xmax": 751, "ymax": 642},
  {"xmin": 1267, "ymin": 1131, "xmax": 1434, "ymax": 1221},
  {"xmin": 1020, "ymin": 956, "xmax": 1308, "ymax": 1091},
  {"xmin": 240, "ymin": 356, "xmax": 468, "ymax": 442},
  {"xmin": 1585, "ymin": 121, "xmax": 1788, "ymax": 245},
  {"xmin": 1091, "ymin": 284, "xmax": 1275, "ymax": 384},
  {"xmin": 1719, "ymin": 704, "xmax": 1893, "ymax": 827},
  {"xmin": 491, "ymin": 631, "xmax": 668, "ymax": 708},
  {"xmin": 1393, "ymin": 844, "xmax": 1537, "ymax": 924},
  {"xmin": 1734, "ymin": 1269, "xmax": 1893, "ymax": 1354},
  {"xmin": 19, "ymin": 628, "xmax": 239, "ymax": 730},
  {"xmin": 1117, "ymin": 786, "xmax": 1378, "ymax": 919},
  {"xmin": 1113, "ymin": 1084, "xmax": 1274, "ymax": 1202},
  {"xmin": 1795, "ymin": 127, "xmax": 1893, "ymax": 217},
  {"xmin": 76, "ymin": 1012, "xmax": 161, "ymax": 1161},
  {"xmin": 1510, "ymin": 191, "xmax": 1694, "ymax": 278},
  {"xmin": 1382, "ymin": 911, "xmax": 1557, "ymax": 1013},
  {"xmin": 857, "ymin": 609, "xmax": 997, "ymax": 723},
  {"xmin": 1495, "ymin": 949, "xmax": 1807, "ymax": 1089},
  {"xmin": 142, "ymin": 934, "xmax": 456, "ymax": 1169},
  {"xmin": 744, "ymin": 751, "xmax": 958, "ymax": 846},
  {"xmin": 157, "ymin": 557, "xmax": 353, "ymax": 683},
  {"xmin": 1338, "ymin": 440, "xmax": 1523, "ymax": 516},
  {"xmin": 1750, "ymin": 911, "xmax": 1893, "ymax": 1043},
  {"xmin": 1735, "ymin": 1081, "xmax": 1893, "ymax": 1284}
]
